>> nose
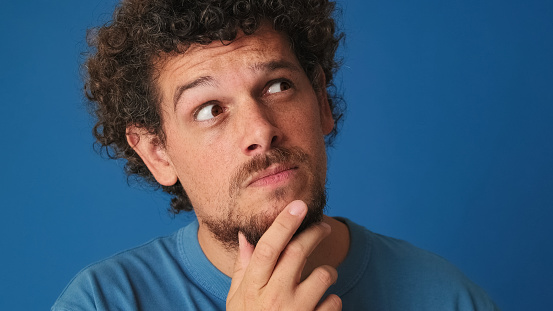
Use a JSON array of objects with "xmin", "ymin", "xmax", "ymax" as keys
[{"xmin": 238, "ymin": 100, "xmax": 283, "ymax": 156}]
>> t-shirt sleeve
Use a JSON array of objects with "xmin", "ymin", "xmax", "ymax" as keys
[{"xmin": 51, "ymin": 268, "xmax": 102, "ymax": 311}]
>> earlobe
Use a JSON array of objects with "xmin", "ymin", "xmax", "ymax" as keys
[
  {"xmin": 126, "ymin": 125, "xmax": 178, "ymax": 186},
  {"xmin": 315, "ymin": 67, "xmax": 335, "ymax": 135}
]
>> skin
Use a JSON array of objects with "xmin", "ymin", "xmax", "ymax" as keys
[{"xmin": 127, "ymin": 23, "xmax": 349, "ymax": 310}]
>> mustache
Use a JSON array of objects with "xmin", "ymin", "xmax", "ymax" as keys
[{"xmin": 229, "ymin": 146, "xmax": 308, "ymax": 196}]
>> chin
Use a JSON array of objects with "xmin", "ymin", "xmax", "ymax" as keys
[
  {"xmin": 243, "ymin": 188, "xmax": 327, "ymax": 247},
  {"xmin": 202, "ymin": 167, "xmax": 327, "ymax": 249}
]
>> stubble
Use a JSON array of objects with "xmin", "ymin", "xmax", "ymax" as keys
[{"xmin": 201, "ymin": 146, "xmax": 327, "ymax": 250}]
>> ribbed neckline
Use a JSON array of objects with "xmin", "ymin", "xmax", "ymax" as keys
[
  {"xmin": 176, "ymin": 218, "xmax": 371, "ymax": 301},
  {"xmin": 329, "ymin": 218, "xmax": 372, "ymax": 297},
  {"xmin": 177, "ymin": 220, "xmax": 231, "ymax": 302}
]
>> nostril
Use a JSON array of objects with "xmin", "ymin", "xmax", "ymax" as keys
[
  {"xmin": 271, "ymin": 136, "xmax": 278, "ymax": 144},
  {"xmin": 247, "ymin": 144, "xmax": 259, "ymax": 151}
]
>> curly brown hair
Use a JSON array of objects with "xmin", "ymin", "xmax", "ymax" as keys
[{"xmin": 85, "ymin": 0, "xmax": 345, "ymax": 213}]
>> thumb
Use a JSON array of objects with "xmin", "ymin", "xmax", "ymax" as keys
[{"xmin": 228, "ymin": 232, "xmax": 254, "ymax": 297}]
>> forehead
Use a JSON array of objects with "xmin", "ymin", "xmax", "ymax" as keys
[
  {"xmin": 183, "ymin": 25, "xmax": 292, "ymax": 63},
  {"xmin": 155, "ymin": 24, "xmax": 301, "ymax": 93}
]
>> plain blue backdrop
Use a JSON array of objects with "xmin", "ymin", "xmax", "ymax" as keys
[{"xmin": 1, "ymin": 1, "xmax": 552, "ymax": 310}]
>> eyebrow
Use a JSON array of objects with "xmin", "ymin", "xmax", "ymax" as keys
[
  {"xmin": 249, "ymin": 60, "xmax": 303, "ymax": 74},
  {"xmin": 172, "ymin": 60, "xmax": 302, "ymax": 111},
  {"xmin": 173, "ymin": 76, "xmax": 217, "ymax": 111}
]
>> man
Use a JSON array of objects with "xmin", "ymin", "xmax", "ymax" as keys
[{"xmin": 53, "ymin": 0, "xmax": 498, "ymax": 310}]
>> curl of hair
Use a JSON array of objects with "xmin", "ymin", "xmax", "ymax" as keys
[{"xmin": 85, "ymin": 0, "xmax": 345, "ymax": 213}]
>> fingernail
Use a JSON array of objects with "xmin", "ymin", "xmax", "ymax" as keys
[
  {"xmin": 289, "ymin": 201, "xmax": 305, "ymax": 216},
  {"xmin": 320, "ymin": 222, "xmax": 331, "ymax": 230}
]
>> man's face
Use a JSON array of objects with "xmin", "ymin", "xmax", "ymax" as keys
[{"xmin": 148, "ymin": 24, "xmax": 334, "ymax": 247}]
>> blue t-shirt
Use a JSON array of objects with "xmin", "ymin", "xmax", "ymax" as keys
[{"xmin": 52, "ymin": 219, "xmax": 499, "ymax": 310}]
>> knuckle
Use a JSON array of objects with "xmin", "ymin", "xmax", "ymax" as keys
[
  {"xmin": 260, "ymin": 294, "xmax": 281, "ymax": 311},
  {"xmin": 313, "ymin": 267, "xmax": 336, "ymax": 287},
  {"xmin": 315, "ymin": 222, "xmax": 331, "ymax": 236},
  {"xmin": 273, "ymin": 217, "xmax": 296, "ymax": 233},
  {"xmin": 254, "ymin": 241, "xmax": 280, "ymax": 262},
  {"xmin": 298, "ymin": 222, "xmax": 329, "ymax": 242},
  {"xmin": 327, "ymin": 294, "xmax": 342, "ymax": 310},
  {"xmin": 308, "ymin": 226, "xmax": 328, "ymax": 241},
  {"xmin": 283, "ymin": 241, "xmax": 307, "ymax": 258}
]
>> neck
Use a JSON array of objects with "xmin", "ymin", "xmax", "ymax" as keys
[{"xmin": 197, "ymin": 215, "xmax": 350, "ymax": 279}]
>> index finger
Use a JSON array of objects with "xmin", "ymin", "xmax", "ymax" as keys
[{"xmin": 241, "ymin": 200, "xmax": 308, "ymax": 289}]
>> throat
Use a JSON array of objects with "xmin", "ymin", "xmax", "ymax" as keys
[{"xmin": 197, "ymin": 223, "xmax": 238, "ymax": 277}]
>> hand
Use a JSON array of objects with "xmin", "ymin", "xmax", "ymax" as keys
[{"xmin": 226, "ymin": 200, "xmax": 342, "ymax": 311}]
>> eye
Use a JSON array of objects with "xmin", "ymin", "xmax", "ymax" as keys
[
  {"xmin": 195, "ymin": 103, "xmax": 225, "ymax": 121},
  {"xmin": 267, "ymin": 80, "xmax": 292, "ymax": 94}
]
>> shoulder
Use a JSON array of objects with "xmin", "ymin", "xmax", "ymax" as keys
[
  {"xmin": 343, "ymin": 218, "xmax": 471, "ymax": 280},
  {"xmin": 338, "ymin": 218, "xmax": 499, "ymax": 310},
  {"xmin": 51, "ymin": 230, "xmax": 185, "ymax": 311},
  {"xmin": 52, "ymin": 220, "xmax": 227, "ymax": 311}
]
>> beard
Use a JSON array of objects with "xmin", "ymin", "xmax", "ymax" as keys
[{"xmin": 201, "ymin": 146, "xmax": 327, "ymax": 250}]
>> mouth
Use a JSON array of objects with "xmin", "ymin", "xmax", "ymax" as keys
[{"xmin": 247, "ymin": 164, "xmax": 298, "ymax": 188}]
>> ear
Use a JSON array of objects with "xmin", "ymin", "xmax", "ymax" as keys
[
  {"xmin": 314, "ymin": 66, "xmax": 335, "ymax": 135},
  {"xmin": 126, "ymin": 125, "xmax": 178, "ymax": 186}
]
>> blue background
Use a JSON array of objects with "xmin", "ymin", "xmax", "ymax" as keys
[{"xmin": 1, "ymin": 0, "xmax": 551, "ymax": 310}]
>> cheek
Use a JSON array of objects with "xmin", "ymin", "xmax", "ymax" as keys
[
  {"xmin": 280, "ymin": 103, "xmax": 321, "ymax": 132},
  {"xmin": 178, "ymin": 166, "xmax": 227, "ymax": 211},
  {"xmin": 170, "ymin": 143, "xmax": 235, "ymax": 204},
  {"xmin": 290, "ymin": 109, "xmax": 327, "ymax": 144}
]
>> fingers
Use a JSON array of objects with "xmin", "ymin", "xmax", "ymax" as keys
[
  {"xmin": 296, "ymin": 265, "xmax": 339, "ymax": 309},
  {"xmin": 228, "ymin": 232, "xmax": 255, "ymax": 298},
  {"xmin": 273, "ymin": 221, "xmax": 332, "ymax": 284},
  {"xmin": 242, "ymin": 200, "xmax": 308, "ymax": 288},
  {"xmin": 316, "ymin": 294, "xmax": 342, "ymax": 311},
  {"xmin": 227, "ymin": 200, "xmax": 340, "ymax": 311}
]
